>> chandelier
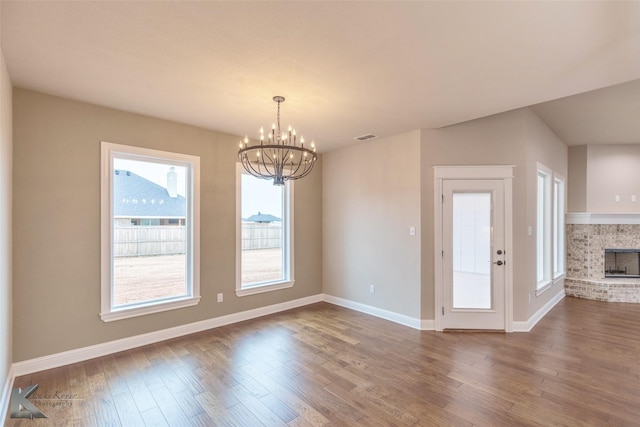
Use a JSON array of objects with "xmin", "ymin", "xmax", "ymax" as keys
[{"xmin": 238, "ymin": 96, "xmax": 317, "ymax": 185}]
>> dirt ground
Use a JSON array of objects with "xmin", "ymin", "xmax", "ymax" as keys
[{"xmin": 113, "ymin": 249, "xmax": 282, "ymax": 305}]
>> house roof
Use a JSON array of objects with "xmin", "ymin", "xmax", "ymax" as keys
[
  {"xmin": 114, "ymin": 170, "xmax": 186, "ymax": 218},
  {"xmin": 245, "ymin": 212, "xmax": 281, "ymax": 223}
]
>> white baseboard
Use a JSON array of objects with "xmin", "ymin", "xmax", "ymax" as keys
[
  {"xmin": 513, "ymin": 289, "xmax": 565, "ymax": 332},
  {"xmin": 12, "ymin": 294, "xmax": 323, "ymax": 377},
  {"xmin": 323, "ymin": 294, "xmax": 429, "ymax": 330},
  {"xmin": 1, "ymin": 365, "xmax": 14, "ymax": 421}
]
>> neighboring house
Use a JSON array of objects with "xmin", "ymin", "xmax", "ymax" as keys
[
  {"xmin": 245, "ymin": 212, "xmax": 280, "ymax": 223},
  {"xmin": 113, "ymin": 168, "xmax": 186, "ymax": 257},
  {"xmin": 113, "ymin": 168, "xmax": 186, "ymax": 227},
  {"xmin": 242, "ymin": 212, "xmax": 282, "ymax": 250}
]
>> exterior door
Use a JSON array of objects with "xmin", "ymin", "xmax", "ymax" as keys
[{"xmin": 441, "ymin": 179, "xmax": 506, "ymax": 330}]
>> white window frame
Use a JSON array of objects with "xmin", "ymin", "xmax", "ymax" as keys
[
  {"xmin": 536, "ymin": 163, "xmax": 566, "ymax": 295},
  {"xmin": 236, "ymin": 163, "xmax": 294, "ymax": 297},
  {"xmin": 553, "ymin": 175, "xmax": 566, "ymax": 280},
  {"xmin": 536, "ymin": 164, "xmax": 552, "ymax": 292},
  {"xmin": 101, "ymin": 142, "xmax": 200, "ymax": 322}
]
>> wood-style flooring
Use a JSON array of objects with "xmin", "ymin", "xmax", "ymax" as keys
[{"xmin": 5, "ymin": 297, "xmax": 640, "ymax": 426}]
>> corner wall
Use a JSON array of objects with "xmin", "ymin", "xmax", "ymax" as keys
[
  {"xmin": 421, "ymin": 109, "xmax": 528, "ymax": 321},
  {"xmin": 12, "ymin": 89, "xmax": 323, "ymax": 362},
  {"xmin": 421, "ymin": 108, "xmax": 567, "ymax": 323},
  {"xmin": 523, "ymin": 108, "xmax": 568, "ymax": 319},
  {"xmin": 322, "ymin": 131, "xmax": 421, "ymax": 321},
  {"xmin": 0, "ymin": 30, "xmax": 14, "ymax": 408}
]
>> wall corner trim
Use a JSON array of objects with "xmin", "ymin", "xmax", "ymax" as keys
[
  {"xmin": 513, "ymin": 289, "xmax": 565, "ymax": 332},
  {"xmin": 1, "ymin": 365, "xmax": 15, "ymax": 422},
  {"xmin": 12, "ymin": 294, "xmax": 323, "ymax": 377},
  {"xmin": 323, "ymin": 294, "xmax": 429, "ymax": 330}
]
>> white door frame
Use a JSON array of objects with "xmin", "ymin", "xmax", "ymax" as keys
[{"xmin": 434, "ymin": 165, "xmax": 514, "ymax": 332}]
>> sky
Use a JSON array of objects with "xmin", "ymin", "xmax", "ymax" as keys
[
  {"xmin": 115, "ymin": 158, "xmax": 187, "ymax": 197},
  {"xmin": 115, "ymin": 158, "xmax": 283, "ymax": 219},
  {"xmin": 242, "ymin": 174, "xmax": 283, "ymax": 219}
]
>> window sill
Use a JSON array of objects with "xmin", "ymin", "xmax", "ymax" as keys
[
  {"xmin": 100, "ymin": 296, "xmax": 201, "ymax": 322},
  {"xmin": 535, "ymin": 280, "xmax": 552, "ymax": 296},
  {"xmin": 236, "ymin": 280, "xmax": 294, "ymax": 297}
]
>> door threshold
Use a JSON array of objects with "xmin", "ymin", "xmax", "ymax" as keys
[{"xmin": 443, "ymin": 329, "xmax": 505, "ymax": 333}]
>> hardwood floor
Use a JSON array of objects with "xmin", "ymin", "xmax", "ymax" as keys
[{"xmin": 5, "ymin": 297, "xmax": 640, "ymax": 426}]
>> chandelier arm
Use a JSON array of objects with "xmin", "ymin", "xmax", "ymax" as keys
[
  {"xmin": 282, "ymin": 147, "xmax": 316, "ymax": 179},
  {"xmin": 242, "ymin": 156, "xmax": 269, "ymax": 179},
  {"xmin": 287, "ymin": 153, "xmax": 305, "ymax": 178},
  {"xmin": 294, "ymin": 158, "xmax": 317, "ymax": 180},
  {"xmin": 267, "ymin": 148, "xmax": 284, "ymax": 180},
  {"xmin": 261, "ymin": 150, "xmax": 279, "ymax": 178},
  {"xmin": 239, "ymin": 148, "xmax": 275, "ymax": 180}
]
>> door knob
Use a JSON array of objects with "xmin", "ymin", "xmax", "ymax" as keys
[{"xmin": 493, "ymin": 260, "xmax": 504, "ymax": 266}]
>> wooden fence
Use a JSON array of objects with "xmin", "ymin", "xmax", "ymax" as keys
[
  {"xmin": 242, "ymin": 223, "xmax": 282, "ymax": 250},
  {"xmin": 114, "ymin": 223, "xmax": 282, "ymax": 257},
  {"xmin": 114, "ymin": 226, "xmax": 185, "ymax": 257}
]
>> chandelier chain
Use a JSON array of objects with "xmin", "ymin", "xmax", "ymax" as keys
[{"xmin": 277, "ymin": 99, "xmax": 281, "ymax": 140}]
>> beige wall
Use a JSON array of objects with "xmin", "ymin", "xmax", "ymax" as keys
[
  {"xmin": 523, "ymin": 109, "xmax": 568, "ymax": 319},
  {"xmin": 322, "ymin": 131, "xmax": 421, "ymax": 319},
  {"xmin": 0, "ymin": 43, "xmax": 13, "ymax": 392},
  {"xmin": 12, "ymin": 89, "xmax": 322, "ymax": 362},
  {"xmin": 567, "ymin": 145, "xmax": 587, "ymax": 212},
  {"xmin": 584, "ymin": 145, "xmax": 640, "ymax": 212},
  {"xmin": 421, "ymin": 108, "xmax": 567, "ymax": 322}
]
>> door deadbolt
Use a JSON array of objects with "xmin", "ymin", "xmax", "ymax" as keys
[{"xmin": 497, "ymin": 250, "xmax": 503, "ymax": 255}]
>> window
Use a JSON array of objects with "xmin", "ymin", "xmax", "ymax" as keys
[
  {"xmin": 553, "ymin": 176, "xmax": 565, "ymax": 279},
  {"xmin": 536, "ymin": 168, "xmax": 551, "ymax": 287},
  {"xmin": 101, "ymin": 142, "xmax": 200, "ymax": 321},
  {"xmin": 236, "ymin": 164, "xmax": 294, "ymax": 296},
  {"xmin": 536, "ymin": 163, "xmax": 565, "ymax": 293}
]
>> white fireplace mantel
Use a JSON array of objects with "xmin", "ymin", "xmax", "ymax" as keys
[{"xmin": 566, "ymin": 213, "xmax": 640, "ymax": 225}]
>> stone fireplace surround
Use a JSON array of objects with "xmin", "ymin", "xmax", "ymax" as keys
[{"xmin": 565, "ymin": 214, "xmax": 640, "ymax": 303}]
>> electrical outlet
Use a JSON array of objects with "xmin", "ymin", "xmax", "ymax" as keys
[
  {"xmin": 369, "ymin": 285, "xmax": 375, "ymax": 294},
  {"xmin": 615, "ymin": 195, "xmax": 621, "ymax": 202},
  {"xmin": 217, "ymin": 293, "xmax": 223, "ymax": 303},
  {"xmin": 632, "ymin": 195, "xmax": 637, "ymax": 202}
]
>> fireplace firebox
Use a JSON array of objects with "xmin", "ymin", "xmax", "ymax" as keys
[{"xmin": 604, "ymin": 249, "xmax": 640, "ymax": 278}]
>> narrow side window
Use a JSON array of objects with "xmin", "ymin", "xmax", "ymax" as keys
[{"xmin": 236, "ymin": 164, "xmax": 294, "ymax": 297}]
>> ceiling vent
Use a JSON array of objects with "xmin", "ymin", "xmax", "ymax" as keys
[{"xmin": 354, "ymin": 133, "xmax": 377, "ymax": 141}]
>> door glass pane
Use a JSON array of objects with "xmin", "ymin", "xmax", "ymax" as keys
[{"xmin": 452, "ymin": 192, "xmax": 492, "ymax": 309}]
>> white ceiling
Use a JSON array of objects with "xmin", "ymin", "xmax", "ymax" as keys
[{"xmin": 1, "ymin": 1, "xmax": 639, "ymax": 152}]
